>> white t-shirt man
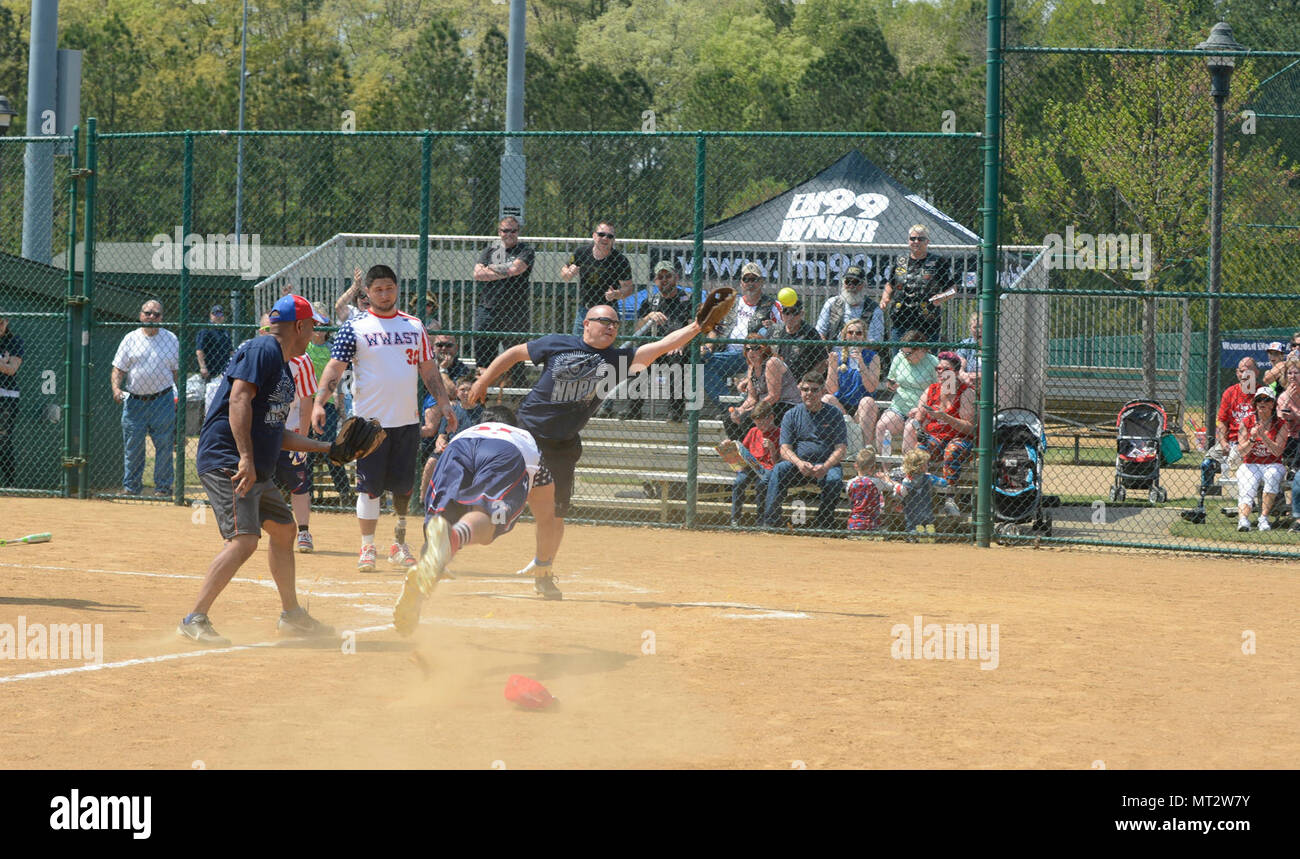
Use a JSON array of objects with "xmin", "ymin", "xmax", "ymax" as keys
[
  {"xmin": 113, "ymin": 329, "xmax": 179, "ymax": 396},
  {"xmin": 330, "ymin": 310, "xmax": 431, "ymax": 428}
]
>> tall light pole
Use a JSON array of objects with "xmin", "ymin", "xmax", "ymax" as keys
[{"xmin": 1196, "ymin": 22, "xmax": 1245, "ymax": 446}]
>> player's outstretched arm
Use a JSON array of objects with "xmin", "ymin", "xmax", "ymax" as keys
[
  {"xmin": 630, "ymin": 321, "xmax": 702, "ymax": 374},
  {"xmin": 467, "ymin": 343, "xmax": 531, "ymax": 406},
  {"xmin": 281, "ymin": 430, "xmax": 330, "ymax": 454}
]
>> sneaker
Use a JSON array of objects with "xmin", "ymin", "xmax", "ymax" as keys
[
  {"xmin": 154, "ymin": 488, "xmax": 171, "ymax": 498},
  {"xmin": 1289, "ymin": 521, "xmax": 1300, "ymax": 533},
  {"xmin": 389, "ymin": 542, "xmax": 417, "ymax": 567},
  {"xmin": 277, "ymin": 607, "xmax": 335, "ymax": 638},
  {"xmin": 535, "ymin": 574, "xmax": 563, "ymax": 601},
  {"xmin": 358, "ymin": 543, "xmax": 378, "ymax": 572},
  {"xmin": 415, "ymin": 517, "xmax": 451, "ymax": 595},
  {"xmin": 393, "ymin": 568, "xmax": 426, "ymax": 637},
  {"xmin": 177, "ymin": 614, "xmax": 231, "ymax": 646},
  {"xmin": 296, "ymin": 531, "xmax": 314, "ymax": 553},
  {"xmin": 1238, "ymin": 516, "xmax": 1251, "ymax": 532},
  {"xmin": 942, "ymin": 498, "xmax": 961, "ymax": 517},
  {"xmin": 1258, "ymin": 516, "xmax": 1272, "ymax": 532}
]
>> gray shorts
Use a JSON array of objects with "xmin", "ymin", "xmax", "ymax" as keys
[{"xmin": 200, "ymin": 469, "xmax": 295, "ymax": 540}]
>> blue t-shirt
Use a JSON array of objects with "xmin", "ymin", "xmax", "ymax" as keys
[
  {"xmin": 422, "ymin": 395, "xmax": 475, "ymax": 436},
  {"xmin": 831, "ymin": 347, "xmax": 878, "ymax": 411},
  {"xmin": 196, "ymin": 336, "xmax": 295, "ymax": 481},
  {"xmin": 196, "ymin": 327, "xmax": 233, "ymax": 376},
  {"xmin": 780, "ymin": 402, "xmax": 848, "ymax": 464},
  {"xmin": 516, "ymin": 334, "xmax": 637, "ymax": 441}
]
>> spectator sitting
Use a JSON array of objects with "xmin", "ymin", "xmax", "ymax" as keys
[
  {"xmin": 761, "ymin": 372, "xmax": 847, "ymax": 530},
  {"xmin": 419, "ymin": 373, "xmax": 473, "ymax": 506},
  {"xmin": 1277, "ymin": 360, "xmax": 1300, "ymax": 531},
  {"xmin": 893, "ymin": 448, "xmax": 949, "ymax": 542},
  {"xmin": 771, "ymin": 295, "xmax": 829, "ymax": 383},
  {"xmin": 432, "ymin": 334, "xmax": 472, "ymax": 383},
  {"xmin": 720, "ymin": 400, "xmax": 781, "ymax": 526},
  {"xmin": 905, "ymin": 351, "xmax": 976, "ymax": 488},
  {"xmin": 701, "ymin": 264, "xmax": 781, "ymax": 415},
  {"xmin": 457, "ymin": 378, "xmax": 483, "ymax": 426},
  {"xmin": 1234, "ymin": 387, "xmax": 1289, "ymax": 532},
  {"xmin": 0, "ymin": 310, "xmax": 23, "ymax": 488},
  {"xmin": 815, "ymin": 265, "xmax": 885, "ymax": 344},
  {"xmin": 846, "ymin": 447, "xmax": 885, "ymax": 532},
  {"xmin": 1262, "ymin": 341, "xmax": 1288, "ymax": 393},
  {"xmin": 722, "ymin": 332, "xmax": 799, "ymax": 441},
  {"xmin": 824, "ymin": 318, "xmax": 882, "ymax": 451},
  {"xmin": 1183, "ymin": 356, "xmax": 1259, "ymax": 522},
  {"xmin": 407, "ymin": 290, "xmax": 441, "ymax": 332},
  {"xmin": 626, "ymin": 261, "xmax": 693, "ymax": 421},
  {"xmin": 954, "ymin": 311, "xmax": 982, "ymax": 387},
  {"xmin": 875, "ymin": 330, "xmax": 939, "ymax": 452}
]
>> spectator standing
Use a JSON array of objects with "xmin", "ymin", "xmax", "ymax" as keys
[
  {"xmin": 560, "ymin": 221, "xmax": 634, "ymax": 336},
  {"xmin": 846, "ymin": 447, "xmax": 885, "ymax": 532},
  {"xmin": 880, "ymin": 225, "xmax": 957, "ymax": 344},
  {"xmin": 701, "ymin": 263, "xmax": 781, "ymax": 415},
  {"xmin": 815, "ymin": 265, "xmax": 885, "ymax": 344},
  {"xmin": 761, "ymin": 372, "xmax": 847, "ymax": 530},
  {"xmin": 196, "ymin": 304, "xmax": 233, "ymax": 411},
  {"xmin": 627, "ymin": 262, "xmax": 695, "ymax": 421},
  {"xmin": 0, "ymin": 311, "xmax": 23, "ymax": 487},
  {"xmin": 771, "ymin": 296, "xmax": 828, "ymax": 384},
  {"xmin": 333, "ymin": 267, "xmax": 372, "ymax": 324},
  {"xmin": 1234, "ymin": 387, "xmax": 1289, "ymax": 532},
  {"xmin": 111, "ymin": 299, "xmax": 179, "ymax": 497},
  {"xmin": 472, "ymin": 216, "xmax": 535, "ymax": 387},
  {"xmin": 894, "ymin": 448, "xmax": 949, "ymax": 541}
]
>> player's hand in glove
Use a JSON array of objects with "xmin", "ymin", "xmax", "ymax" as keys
[
  {"xmin": 329, "ymin": 416, "xmax": 386, "ymax": 466},
  {"xmin": 695, "ymin": 286, "xmax": 736, "ymax": 336}
]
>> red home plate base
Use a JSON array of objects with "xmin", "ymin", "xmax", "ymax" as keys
[{"xmin": 505, "ymin": 674, "xmax": 557, "ymax": 710}]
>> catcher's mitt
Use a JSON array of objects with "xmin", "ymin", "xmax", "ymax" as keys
[
  {"xmin": 329, "ymin": 416, "xmax": 386, "ymax": 466},
  {"xmin": 695, "ymin": 286, "xmax": 737, "ymax": 335}
]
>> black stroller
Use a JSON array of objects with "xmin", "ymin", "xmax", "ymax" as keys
[
  {"xmin": 992, "ymin": 408, "xmax": 1052, "ymax": 536},
  {"xmin": 1108, "ymin": 400, "xmax": 1169, "ymax": 504}
]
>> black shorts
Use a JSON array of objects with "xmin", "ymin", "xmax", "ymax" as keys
[
  {"xmin": 200, "ymin": 470, "xmax": 294, "ymax": 540},
  {"xmin": 356, "ymin": 423, "xmax": 420, "ymax": 497},
  {"xmin": 533, "ymin": 435, "xmax": 582, "ymax": 518},
  {"xmin": 273, "ymin": 450, "xmax": 313, "ymax": 496}
]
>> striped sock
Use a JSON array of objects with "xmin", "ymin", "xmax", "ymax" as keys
[{"xmin": 450, "ymin": 521, "xmax": 472, "ymax": 557}]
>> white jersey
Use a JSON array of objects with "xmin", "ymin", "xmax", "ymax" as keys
[
  {"xmin": 453, "ymin": 422, "xmax": 541, "ymax": 485},
  {"xmin": 330, "ymin": 310, "xmax": 431, "ymax": 428},
  {"xmin": 112, "ymin": 328, "xmax": 179, "ymax": 396},
  {"xmin": 286, "ymin": 353, "xmax": 318, "ymax": 432}
]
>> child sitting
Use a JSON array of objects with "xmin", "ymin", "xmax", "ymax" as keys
[
  {"xmin": 893, "ymin": 448, "xmax": 949, "ymax": 541},
  {"xmin": 847, "ymin": 447, "xmax": 885, "ymax": 532},
  {"xmin": 721, "ymin": 401, "xmax": 781, "ymax": 525}
]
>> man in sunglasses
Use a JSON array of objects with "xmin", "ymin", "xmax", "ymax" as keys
[
  {"xmin": 432, "ymin": 334, "xmax": 472, "ymax": 384},
  {"xmin": 560, "ymin": 221, "xmax": 635, "ymax": 337},
  {"xmin": 879, "ymin": 225, "xmax": 957, "ymax": 344},
  {"xmin": 467, "ymin": 304, "xmax": 709, "ymax": 600},
  {"xmin": 111, "ymin": 299, "xmax": 180, "ymax": 497},
  {"xmin": 702, "ymin": 261, "xmax": 781, "ymax": 415},
  {"xmin": 473, "ymin": 216, "xmax": 535, "ymax": 386},
  {"xmin": 815, "ymin": 264, "xmax": 885, "ymax": 344}
]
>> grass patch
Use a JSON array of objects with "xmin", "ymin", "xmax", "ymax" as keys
[{"xmin": 1167, "ymin": 512, "xmax": 1300, "ymax": 544}]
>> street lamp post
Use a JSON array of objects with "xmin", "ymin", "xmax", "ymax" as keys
[{"xmin": 1196, "ymin": 22, "xmax": 1245, "ymax": 450}]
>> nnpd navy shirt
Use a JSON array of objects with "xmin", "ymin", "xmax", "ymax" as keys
[
  {"xmin": 516, "ymin": 334, "xmax": 636, "ymax": 442},
  {"xmin": 196, "ymin": 335, "xmax": 295, "ymax": 481}
]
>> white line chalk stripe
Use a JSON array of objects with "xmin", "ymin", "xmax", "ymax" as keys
[{"xmin": 0, "ymin": 623, "xmax": 394, "ymax": 685}]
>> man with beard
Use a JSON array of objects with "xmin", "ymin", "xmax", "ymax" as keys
[{"xmin": 815, "ymin": 265, "xmax": 885, "ymax": 345}]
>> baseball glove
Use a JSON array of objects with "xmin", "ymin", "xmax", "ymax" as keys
[
  {"xmin": 329, "ymin": 416, "xmax": 386, "ymax": 466},
  {"xmin": 695, "ymin": 286, "xmax": 737, "ymax": 335}
]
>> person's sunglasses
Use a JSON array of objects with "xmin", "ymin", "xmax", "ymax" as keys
[
  {"xmin": 499, "ymin": 228, "xmax": 518, "ymax": 233},
  {"xmin": 595, "ymin": 231, "xmax": 615, "ymax": 239},
  {"xmin": 434, "ymin": 342, "xmax": 454, "ymax": 349},
  {"xmin": 586, "ymin": 317, "xmax": 619, "ymax": 327},
  {"xmin": 908, "ymin": 236, "xmax": 927, "ymax": 242},
  {"xmin": 142, "ymin": 311, "xmax": 162, "ymax": 318},
  {"xmin": 743, "ymin": 345, "xmax": 763, "ymax": 352},
  {"xmin": 781, "ymin": 306, "xmax": 801, "ymax": 314},
  {"xmin": 740, "ymin": 275, "xmax": 760, "ymax": 283},
  {"xmin": 844, "ymin": 278, "xmax": 862, "ymax": 286}
]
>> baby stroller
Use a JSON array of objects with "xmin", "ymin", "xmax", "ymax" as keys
[
  {"xmin": 1108, "ymin": 400, "xmax": 1168, "ymax": 504},
  {"xmin": 992, "ymin": 408, "xmax": 1051, "ymax": 536}
]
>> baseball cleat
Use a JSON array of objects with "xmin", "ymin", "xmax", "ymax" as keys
[
  {"xmin": 389, "ymin": 542, "xmax": 417, "ymax": 567},
  {"xmin": 393, "ymin": 569, "xmax": 426, "ymax": 637},
  {"xmin": 357, "ymin": 543, "xmax": 378, "ymax": 571},
  {"xmin": 534, "ymin": 574, "xmax": 563, "ymax": 601},
  {"xmin": 415, "ymin": 517, "xmax": 451, "ymax": 595},
  {"xmin": 278, "ymin": 607, "xmax": 336, "ymax": 638},
  {"xmin": 296, "ymin": 530, "xmax": 314, "ymax": 553},
  {"xmin": 177, "ymin": 614, "xmax": 231, "ymax": 647}
]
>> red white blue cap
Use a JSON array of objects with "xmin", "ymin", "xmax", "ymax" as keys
[{"xmin": 269, "ymin": 294, "xmax": 327, "ymax": 324}]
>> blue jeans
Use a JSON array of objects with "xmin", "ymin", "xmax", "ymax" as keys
[
  {"xmin": 730, "ymin": 444, "xmax": 771, "ymax": 523},
  {"xmin": 762, "ymin": 460, "xmax": 843, "ymax": 529},
  {"xmin": 122, "ymin": 394, "xmax": 175, "ymax": 494},
  {"xmin": 703, "ymin": 349, "xmax": 746, "ymax": 410}
]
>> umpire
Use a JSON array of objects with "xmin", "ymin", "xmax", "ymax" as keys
[{"xmin": 180, "ymin": 294, "xmax": 336, "ymax": 646}]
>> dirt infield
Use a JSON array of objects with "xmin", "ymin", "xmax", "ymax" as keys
[{"xmin": 0, "ymin": 497, "xmax": 1296, "ymax": 769}]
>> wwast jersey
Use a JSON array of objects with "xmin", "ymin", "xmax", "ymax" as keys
[
  {"xmin": 331, "ymin": 310, "xmax": 431, "ymax": 428},
  {"xmin": 452, "ymin": 422, "xmax": 541, "ymax": 486}
]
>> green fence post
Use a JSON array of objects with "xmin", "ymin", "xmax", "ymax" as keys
[
  {"xmin": 685, "ymin": 132, "xmax": 705, "ymax": 530},
  {"xmin": 418, "ymin": 132, "xmax": 431, "ymax": 297},
  {"xmin": 62, "ymin": 125, "xmax": 80, "ymax": 498},
  {"xmin": 175, "ymin": 132, "xmax": 193, "ymax": 505},
  {"xmin": 975, "ymin": 1, "xmax": 1004, "ymax": 548},
  {"xmin": 78, "ymin": 118, "xmax": 97, "ymax": 499}
]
